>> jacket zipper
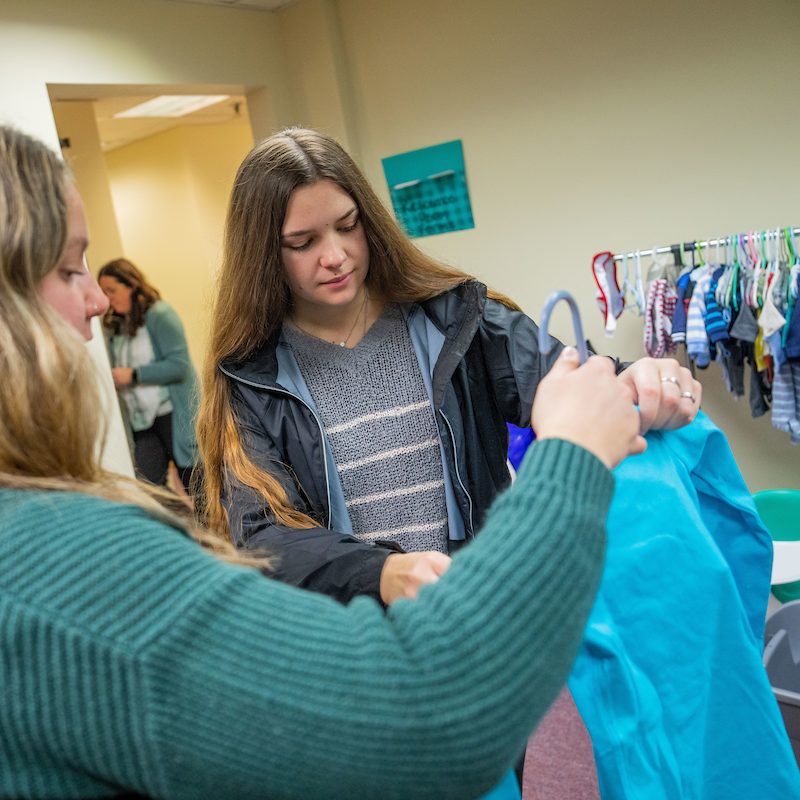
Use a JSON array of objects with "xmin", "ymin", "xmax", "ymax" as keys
[
  {"xmin": 220, "ymin": 369, "xmax": 333, "ymax": 529},
  {"xmin": 438, "ymin": 408, "xmax": 475, "ymax": 537}
]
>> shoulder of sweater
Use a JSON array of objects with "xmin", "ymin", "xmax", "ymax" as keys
[
  {"xmin": 144, "ymin": 302, "xmax": 188, "ymax": 349},
  {"xmin": 144, "ymin": 300, "xmax": 182, "ymax": 331},
  {"xmin": 147, "ymin": 299, "xmax": 173, "ymax": 316}
]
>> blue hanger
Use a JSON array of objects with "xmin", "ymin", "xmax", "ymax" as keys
[{"xmin": 538, "ymin": 290, "xmax": 589, "ymax": 365}]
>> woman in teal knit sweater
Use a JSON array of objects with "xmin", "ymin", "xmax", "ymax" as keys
[
  {"xmin": 0, "ymin": 125, "xmax": 644, "ymax": 799},
  {"xmin": 98, "ymin": 258, "xmax": 199, "ymax": 493}
]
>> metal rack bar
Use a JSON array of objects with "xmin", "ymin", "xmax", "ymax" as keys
[{"xmin": 612, "ymin": 227, "xmax": 800, "ymax": 262}]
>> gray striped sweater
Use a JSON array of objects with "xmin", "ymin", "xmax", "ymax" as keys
[{"xmin": 284, "ymin": 305, "xmax": 449, "ymax": 552}]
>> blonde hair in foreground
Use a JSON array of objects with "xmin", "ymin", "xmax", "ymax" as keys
[
  {"xmin": 0, "ymin": 125, "xmax": 260, "ymax": 566},
  {"xmin": 198, "ymin": 127, "xmax": 520, "ymax": 541}
]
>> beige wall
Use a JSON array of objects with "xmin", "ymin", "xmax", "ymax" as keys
[
  {"xmin": 0, "ymin": 0, "xmax": 295, "ymax": 475},
  {"xmin": 278, "ymin": 0, "xmax": 359, "ymax": 153},
  {"xmin": 305, "ymin": 0, "xmax": 798, "ymax": 491},
  {"xmin": 0, "ymin": 0, "xmax": 293, "ymax": 142},
  {"xmin": 2, "ymin": 0, "xmax": 799, "ymax": 490},
  {"xmin": 104, "ymin": 117, "xmax": 254, "ymax": 369}
]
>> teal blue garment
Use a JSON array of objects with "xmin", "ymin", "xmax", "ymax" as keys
[
  {"xmin": 137, "ymin": 301, "xmax": 199, "ymax": 467},
  {"xmin": 568, "ymin": 411, "xmax": 800, "ymax": 799},
  {"xmin": 477, "ymin": 769, "xmax": 520, "ymax": 800}
]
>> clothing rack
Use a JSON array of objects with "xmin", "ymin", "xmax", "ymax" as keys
[{"xmin": 612, "ymin": 227, "xmax": 800, "ymax": 263}]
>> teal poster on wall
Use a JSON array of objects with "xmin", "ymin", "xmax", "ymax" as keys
[{"xmin": 381, "ymin": 140, "xmax": 474, "ymax": 238}]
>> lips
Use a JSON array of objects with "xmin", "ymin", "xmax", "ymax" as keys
[{"xmin": 322, "ymin": 271, "xmax": 352, "ymax": 286}]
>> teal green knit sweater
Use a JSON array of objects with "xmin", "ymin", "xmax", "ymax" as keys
[{"xmin": 0, "ymin": 440, "xmax": 612, "ymax": 799}]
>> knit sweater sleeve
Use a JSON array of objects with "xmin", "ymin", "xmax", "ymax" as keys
[
  {"xmin": 0, "ymin": 439, "xmax": 611, "ymax": 800},
  {"xmin": 135, "ymin": 301, "xmax": 192, "ymax": 386}
]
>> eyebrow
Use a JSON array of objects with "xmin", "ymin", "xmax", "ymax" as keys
[
  {"xmin": 64, "ymin": 236, "xmax": 89, "ymax": 253},
  {"xmin": 281, "ymin": 206, "xmax": 358, "ymax": 240}
]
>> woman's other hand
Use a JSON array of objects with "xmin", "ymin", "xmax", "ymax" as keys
[
  {"xmin": 380, "ymin": 551, "xmax": 452, "ymax": 605},
  {"xmin": 111, "ymin": 367, "xmax": 134, "ymax": 389},
  {"xmin": 532, "ymin": 347, "xmax": 645, "ymax": 469},
  {"xmin": 617, "ymin": 357, "xmax": 701, "ymax": 433}
]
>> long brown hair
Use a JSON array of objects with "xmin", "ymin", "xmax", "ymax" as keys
[
  {"xmin": 98, "ymin": 257, "xmax": 161, "ymax": 336},
  {"xmin": 198, "ymin": 127, "xmax": 520, "ymax": 540},
  {"xmin": 0, "ymin": 125, "xmax": 261, "ymax": 566}
]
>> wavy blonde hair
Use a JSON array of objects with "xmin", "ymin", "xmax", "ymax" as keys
[
  {"xmin": 198, "ymin": 127, "xmax": 519, "ymax": 540},
  {"xmin": 0, "ymin": 125, "xmax": 261, "ymax": 566}
]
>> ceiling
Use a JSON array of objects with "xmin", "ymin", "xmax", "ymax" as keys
[
  {"xmin": 93, "ymin": 93, "xmax": 248, "ymax": 152},
  {"xmin": 49, "ymin": 85, "xmax": 249, "ymax": 152},
  {"xmin": 163, "ymin": 0, "xmax": 297, "ymax": 10}
]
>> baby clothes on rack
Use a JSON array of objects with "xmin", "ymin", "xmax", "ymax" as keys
[
  {"xmin": 592, "ymin": 251, "xmax": 625, "ymax": 336},
  {"xmin": 686, "ymin": 266, "xmax": 711, "ymax": 367},
  {"xmin": 589, "ymin": 250, "xmax": 647, "ymax": 329},
  {"xmin": 599, "ymin": 229, "xmax": 800, "ymax": 443},
  {"xmin": 703, "ymin": 266, "xmax": 730, "ymax": 347},
  {"xmin": 643, "ymin": 278, "xmax": 677, "ymax": 358},
  {"xmin": 758, "ymin": 276, "xmax": 786, "ymax": 338},
  {"xmin": 772, "ymin": 362, "xmax": 800, "ymax": 443},
  {"xmin": 669, "ymin": 270, "xmax": 693, "ymax": 345},
  {"xmin": 786, "ymin": 282, "xmax": 800, "ymax": 359}
]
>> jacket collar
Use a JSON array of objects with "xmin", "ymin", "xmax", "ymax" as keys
[
  {"xmin": 220, "ymin": 280, "xmax": 488, "ymax": 389},
  {"xmin": 220, "ymin": 336, "xmax": 281, "ymax": 388},
  {"xmin": 418, "ymin": 281, "xmax": 486, "ymax": 406},
  {"xmin": 417, "ymin": 280, "xmax": 486, "ymax": 343}
]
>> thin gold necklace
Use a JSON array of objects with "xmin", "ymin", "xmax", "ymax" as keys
[{"xmin": 292, "ymin": 288, "xmax": 369, "ymax": 348}]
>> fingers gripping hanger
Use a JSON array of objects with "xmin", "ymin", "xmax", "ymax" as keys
[{"xmin": 538, "ymin": 290, "xmax": 589, "ymax": 365}]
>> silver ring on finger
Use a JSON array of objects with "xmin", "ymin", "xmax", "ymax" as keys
[{"xmin": 679, "ymin": 391, "xmax": 696, "ymax": 403}]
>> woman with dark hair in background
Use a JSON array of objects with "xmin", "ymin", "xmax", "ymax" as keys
[{"xmin": 99, "ymin": 258, "xmax": 199, "ymax": 493}]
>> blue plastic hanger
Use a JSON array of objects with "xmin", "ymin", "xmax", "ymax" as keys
[{"xmin": 538, "ymin": 290, "xmax": 589, "ymax": 365}]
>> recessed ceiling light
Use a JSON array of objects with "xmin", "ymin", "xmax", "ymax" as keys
[{"xmin": 113, "ymin": 95, "xmax": 230, "ymax": 118}]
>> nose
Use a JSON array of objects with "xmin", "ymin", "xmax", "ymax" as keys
[
  {"xmin": 319, "ymin": 232, "xmax": 346, "ymax": 270},
  {"xmin": 87, "ymin": 275, "xmax": 110, "ymax": 317}
]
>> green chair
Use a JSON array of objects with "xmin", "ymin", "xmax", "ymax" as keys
[{"xmin": 753, "ymin": 490, "xmax": 800, "ymax": 604}]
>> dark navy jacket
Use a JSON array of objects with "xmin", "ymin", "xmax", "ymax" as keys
[{"xmin": 220, "ymin": 281, "xmax": 565, "ymax": 604}]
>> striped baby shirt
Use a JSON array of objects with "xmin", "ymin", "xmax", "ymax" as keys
[
  {"xmin": 772, "ymin": 361, "xmax": 800, "ymax": 444},
  {"xmin": 284, "ymin": 305, "xmax": 449, "ymax": 553},
  {"xmin": 643, "ymin": 278, "xmax": 678, "ymax": 358},
  {"xmin": 686, "ymin": 266, "xmax": 711, "ymax": 367}
]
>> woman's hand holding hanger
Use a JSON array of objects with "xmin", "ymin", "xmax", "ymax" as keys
[
  {"xmin": 617, "ymin": 357, "xmax": 701, "ymax": 433},
  {"xmin": 533, "ymin": 347, "xmax": 646, "ymax": 469}
]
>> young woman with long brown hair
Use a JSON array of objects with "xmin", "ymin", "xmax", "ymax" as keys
[
  {"xmin": 0, "ymin": 123, "xmax": 647, "ymax": 798},
  {"xmin": 197, "ymin": 127, "xmax": 700, "ymax": 606}
]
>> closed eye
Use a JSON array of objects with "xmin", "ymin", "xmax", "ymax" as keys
[
  {"xmin": 285, "ymin": 239, "xmax": 313, "ymax": 252},
  {"xmin": 281, "ymin": 212, "xmax": 360, "ymax": 251},
  {"xmin": 61, "ymin": 267, "xmax": 85, "ymax": 282}
]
